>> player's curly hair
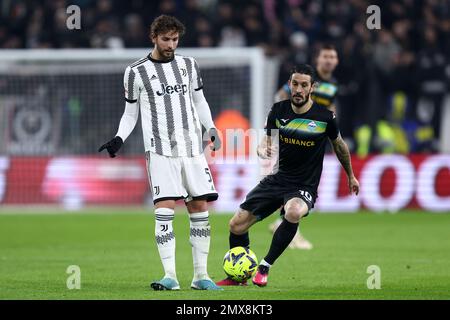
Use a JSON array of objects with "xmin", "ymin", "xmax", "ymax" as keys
[{"xmin": 150, "ymin": 15, "xmax": 186, "ymax": 38}]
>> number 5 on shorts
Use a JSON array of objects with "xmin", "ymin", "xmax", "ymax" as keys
[{"xmin": 204, "ymin": 168, "xmax": 212, "ymax": 182}]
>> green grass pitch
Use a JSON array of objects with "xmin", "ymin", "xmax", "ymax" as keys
[{"xmin": 0, "ymin": 209, "xmax": 449, "ymax": 300}]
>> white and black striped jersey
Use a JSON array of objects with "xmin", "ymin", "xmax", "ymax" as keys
[{"xmin": 124, "ymin": 53, "xmax": 205, "ymax": 157}]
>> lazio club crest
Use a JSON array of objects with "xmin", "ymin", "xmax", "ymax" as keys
[{"xmin": 307, "ymin": 121, "xmax": 317, "ymax": 132}]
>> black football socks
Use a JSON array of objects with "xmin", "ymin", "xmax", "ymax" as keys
[
  {"xmin": 264, "ymin": 217, "xmax": 299, "ymax": 265},
  {"xmin": 229, "ymin": 231, "xmax": 249, "ymax": 249}
]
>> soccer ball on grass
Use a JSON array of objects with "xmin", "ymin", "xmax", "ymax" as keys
[{"xmin": 223, "ymin": 246, "xmax": 258, "ymax": 282}]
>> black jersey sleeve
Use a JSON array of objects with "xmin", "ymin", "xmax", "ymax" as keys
[
  {"xmin": 264, "ymin": 104, "xmax": 277, "ymax": 136},
  {"xmin": 326, "ymin": 112, "xmax": 340, "ymax": 140}
]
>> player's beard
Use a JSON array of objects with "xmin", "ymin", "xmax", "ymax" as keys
[
  {"xmin": 291, "ymin": 89, "xmax": 311, "ymax": 108},
  {"xmin": 156, "ymin": 45, "xmax": 174, "ymax": 61}
]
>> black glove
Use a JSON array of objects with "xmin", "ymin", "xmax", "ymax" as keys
[
  {"xmin": 98, "ymin": 136, "xmax": 123, "ymax": 158},
  {"xmin": 208, "ymin": 128, "xmax": 222, "ymax": 151}
]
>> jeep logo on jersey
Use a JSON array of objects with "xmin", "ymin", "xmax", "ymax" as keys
[{"xmin": 156, "ymin": 83, "xmax": 188, "ymax": 96}]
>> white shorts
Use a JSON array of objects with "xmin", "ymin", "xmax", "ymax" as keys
[{"xmin": 145, "ymin": 151, "xmax": 218, "ymax": 204}]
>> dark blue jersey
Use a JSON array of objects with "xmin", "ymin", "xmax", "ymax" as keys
[{"xmin": 265, "ymin": 100, "xmax": 339, "ymax": 198}]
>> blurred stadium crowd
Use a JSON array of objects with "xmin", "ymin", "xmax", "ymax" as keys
[{"xmin": 1, "ymin": 0, "xmax": 449, "ymax": 155}]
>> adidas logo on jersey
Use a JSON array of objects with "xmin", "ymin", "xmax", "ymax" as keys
[{"xmin": 156, "ymin": 83, "xmax": 188, "ymax": 96}]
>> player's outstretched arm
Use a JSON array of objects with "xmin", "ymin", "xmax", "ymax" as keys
[
  {"xmin": 99, "ymin": 65, "xmax": 140, "ymax": 158},
  {"xmin": 98, "ymin": 101, "xmax": 139, "ymax": 158},
  {"xmin": 98, "ymin": 136, "xmax": 123, "ymax": 158},
  {"xmin": 330, "ymin": 134, "xmax": 359, "ymax": 195}
]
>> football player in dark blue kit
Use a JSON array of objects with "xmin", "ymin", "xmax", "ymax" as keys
[
  {"xmin": 272, "ymin": 44, "xmax": 339, "ymax": 250},
  {"xmin": 217, "ymin": 64, "xmax": 359, "ymax": 287}
]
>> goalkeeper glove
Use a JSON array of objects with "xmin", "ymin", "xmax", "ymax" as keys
[
  {"xmin": 208, "ymin": 128, "xmax": 222, "ymax": 151},
  {"xmin": 98, "ymin": 136, "xmax": 123, "ymax": 158}
]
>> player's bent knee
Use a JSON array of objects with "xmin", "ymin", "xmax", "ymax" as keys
[
  {"xmin": 284, "ymin": 210, "xmax": 300, "ymax": 223},
  {"xmin": 284, "ymin": 206, "xmax": 308, "ymax": 223},
  {"xmin": 284, "ymin": 198, "xmax": 309, "ymax": 223}
]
